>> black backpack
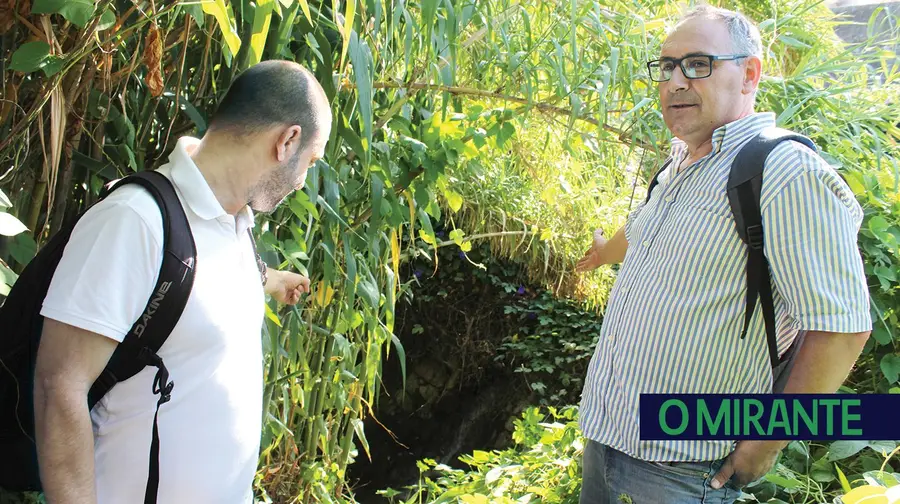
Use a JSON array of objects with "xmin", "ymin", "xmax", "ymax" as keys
[
  {"xmin": 0, "ymin": 170, "xmax": 197, "ymax": 503},
  {"xmin": 644, "ymin": 127, "xmax": 816, "ymax": 394}
]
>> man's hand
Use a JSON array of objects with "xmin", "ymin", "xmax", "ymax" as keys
[
  {"xmin": 575, "ymin": 229, "xmax": 608, "ymax": 272},
  {"xmin": 711, "ymin": 440, "xmax": 784, "ymax": 490},
  {"xmin": 264, "ymin": 268, "xmax": 310, "ymax": 305}
]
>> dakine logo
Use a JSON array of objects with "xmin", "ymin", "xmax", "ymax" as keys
[{"xmin": 133, "ymin": 281, "xmax": 173, "ymax": 337}]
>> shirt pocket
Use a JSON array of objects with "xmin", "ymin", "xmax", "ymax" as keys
[{"xmin": 675, "ymin": 186, "xmax": 732, "ymax": 220}]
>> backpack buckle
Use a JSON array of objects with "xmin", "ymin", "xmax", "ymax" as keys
[
  {"xmin": 140, "ymin": 347, "xmax": 174, "ymax": 405},
  {"xmin": 746, "ymin": 224, "xmax": 764, "ymax": 250}
]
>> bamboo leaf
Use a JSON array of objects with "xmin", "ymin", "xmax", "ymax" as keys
[
  {"xmin": 344, "ymin": 239, "xmax": 358, "ymax": 308},
  {"xmin": 202, "ymin": 0, "xmax": 243, "ymax": 57},
  {"xmin": 391, "ymin": 333, "xmax": 407, "ymax": 393},
  {"xmin": 836, "ymin": 463, "xmax": 852, "ymax": 494},
  {"xmin": 349, "ymin": 31, "xmax": 373, "ymax": 162},
  {"xmin": 297, "ymin": 0, "xmax": 312, "ymax": 23},
  {"xmin": 265, "ymin": 303, "xmax": 283, "ymax": 327},
  {"xmin": 390, "ymin": 229, "xmax": 400, "ymax": 292},
  {"xmin": 249, "ymin": 0, "xmax": 276, "ymax": 66}
]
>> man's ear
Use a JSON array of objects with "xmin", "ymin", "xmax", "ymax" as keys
[
  {"xmin": 275, "ymin": 125, "xmax": 303, "ymax": 162},
  {"xmin": 742, "ymin": 56, "xmax": 762, "ymax": 95}
]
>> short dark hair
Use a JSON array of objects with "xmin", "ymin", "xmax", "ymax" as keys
[{"xmin": 208, "ymin": 60, "xmax": 329, "ymax": 150}]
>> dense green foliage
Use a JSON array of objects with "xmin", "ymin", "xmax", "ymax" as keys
[
  {"xmin": 1, "ymin": 0, "xmax": 898, "ymax": 503},
  {"xmin": 382, "ymin": 406, "xmax": 900, "ymax": 504}
]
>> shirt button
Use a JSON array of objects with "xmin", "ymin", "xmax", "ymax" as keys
[
  {"xmin": 642, "ymin": 240, "xmax": 650, "ymax": 247},
  {"xmin": 665, "ymin": 195, "xmax": 674, "ymax": 203},
  {"xmin": 607, "ymin": 334, "xmax": 615, "ymax": 343}
]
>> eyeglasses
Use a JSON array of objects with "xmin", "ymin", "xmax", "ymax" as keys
[{"xmin": 647, "ymin": 54, "xmax": 749, "ymax": 82}]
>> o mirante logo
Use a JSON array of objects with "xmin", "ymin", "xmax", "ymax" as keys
[{"xmin": 640, "ymin": 394, "xmax": 897, "ymax": 440}]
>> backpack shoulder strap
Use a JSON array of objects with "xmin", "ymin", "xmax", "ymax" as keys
[
  {"xmin": 644, "ymin": 158, "xmax": 674, "ymax": 204},
  {"xmin": 88, "ymin": 170, "xmax": 196, "ymax": 408},
  {"xmin": 86, "ymin": 170, "xmax": 196, "ymax": 504},
  {"xmin": 727, "ymin": 127, "xmax": 816, "ymax": 372}
]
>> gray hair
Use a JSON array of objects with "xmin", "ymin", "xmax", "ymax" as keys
[{"xmin": 676, "ymin": 5, "xmax": 763, "ymax": 59}]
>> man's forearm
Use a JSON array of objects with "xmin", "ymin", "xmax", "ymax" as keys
[
  {"xmin": 757, "ymin": 329, "xmax": 869, "ymax": 451},
  {"xmin": 34, "ymin": 385, "xmax": 98, "ymax": 504},
  {"xmin": 600, "ymin": 227, "xmax": 628, "ymax": 265},
  {"xmin": 781, "ymin": 330, "xmax": 869, "ymax": 394}
]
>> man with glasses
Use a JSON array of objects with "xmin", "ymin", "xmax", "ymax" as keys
[{"xmin": 575, "ymin": 6, "xmax": 871, "ymax": 503}]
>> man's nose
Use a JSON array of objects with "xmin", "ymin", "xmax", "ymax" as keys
[{"xmin": 667, "ymin": 65, "xmax": 690, "ymax": 92}]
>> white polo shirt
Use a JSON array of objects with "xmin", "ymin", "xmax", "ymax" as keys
[{"xmin": 41, "ymin": 137, "xmax": 265, "ymax": 503}]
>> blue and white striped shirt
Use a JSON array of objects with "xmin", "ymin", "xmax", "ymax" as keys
[{"xmin": 578, "ymin": 112, "xmax": 872, "ymax": 462}]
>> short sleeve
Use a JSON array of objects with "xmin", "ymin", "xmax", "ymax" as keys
[
  {"xmin": 763, "ymin": 165, "xmax": 872, "ymax": 334},
  {"xmin": 40, "ymin": 194, "xmax": 163, "ymax": 342}
]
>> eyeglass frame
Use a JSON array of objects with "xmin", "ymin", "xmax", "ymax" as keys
[{"xmin": 646, "ymin": 54, "xmax": 751, "ymax": 82}]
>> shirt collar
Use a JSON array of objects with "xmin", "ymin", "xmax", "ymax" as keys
[
  {"xmin": 167, "ymin": 136, "xmax": 255, "ymax": 234},
  {"xmin": 669, "ymin": 112, "xmax": 776, "ymax": 159}
]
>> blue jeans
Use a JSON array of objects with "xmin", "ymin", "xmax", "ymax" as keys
[{"xmin": 579, "ymin": 440, "xmax": 742, "ymax": 504}]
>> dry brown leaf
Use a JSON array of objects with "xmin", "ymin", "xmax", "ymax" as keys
[
  {"xmin": 143, "ymin": 24, "xmax": 164, "ymax": 97},
  {"xmin": 0, "ymin": 0, "xmax": 31, "ymax": 32}
]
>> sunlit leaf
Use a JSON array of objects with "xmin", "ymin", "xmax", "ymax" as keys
[
  {"xmin": 202, "ymin": 0, "xmax": 242, "ymax": 57},
  {"xmin": 0, "ymin": 212, "xmax": 29, "ymax": 236}
]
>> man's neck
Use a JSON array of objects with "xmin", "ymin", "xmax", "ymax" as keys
[
  {"xmin": 188, "ymin": 136, "xmax": 255, "ymax": 216},
  {"xmin": 683, "ymin": 137, "xmax": 714, "ymax": 167}
]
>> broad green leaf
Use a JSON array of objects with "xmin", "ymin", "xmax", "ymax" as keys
[
  {"xmin": 97, "ymin": 8, "xmax": 116, "ymax": 30},
  {"xmin": 827, "ymin": 441, "xmax": 869, "ymax": 461},
  {"xmin": 444, "ymin": 189, "xmax": 463, "ymax": 212},
  {"xmin": 872, "ymin": 325, "xmax": 893, "ymax": 345},
  {"xmin": 0, "ymin": 212, "xmax": 29, "ymax": 236},
  {"xmin": 202, "ymin": 0, "xmax": 242, "ymax": 57},
  {"xmin": 0, "ymin": 260, "xmax": 18, "ymax": 290},
  {"xmin": 869, "ymin": 216, "xmax": 892, "ymax": 244},
  {"xmin": 881, "ymin": 354, "xmax": 900, "ymax": 383},
  {"xmin": 497, "ymin": 122, "xmax": 516, "ymax": 147},
  {"xmin": 183, "ymin": 3, "xmax": 205, "ymax": 28},
  {"xmin": 32, "ymin": 0, "xmax": 95, "ymax": 27},
  {"xmin": 9, "ymin": 41, "xmax": 52, "ymax": 74},
  {"xmin": 862, "ymin": 470, "xmax": 900, "ymax": 487},
  {"xmin": 8, "ymin": 232, "xmax": 37, "ymax": 265},
  {"xmin": 874, "ymin": 266, "xmax": 897, "ymax": 282}
]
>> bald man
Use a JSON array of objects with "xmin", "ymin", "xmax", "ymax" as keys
[{"xmin": 34, "ymin": 60, "xmax": 333, "ymax": 504}]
